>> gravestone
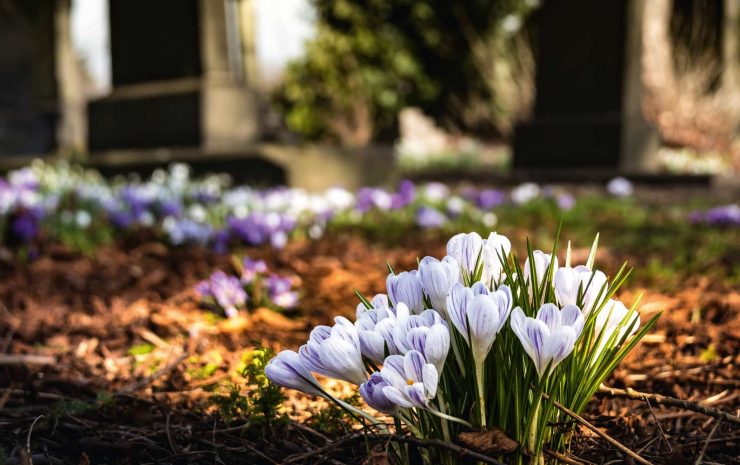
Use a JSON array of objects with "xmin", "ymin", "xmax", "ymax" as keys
[
  {"xmin": 0, "ymin": 1, "xmax": 58, "ymax": 156},
  {"xmin": 513, "ymin": 0, "xmax": 659, "ymax": 172},
  {"xmin": 88, "ymin": 0, "xmax": 259, "ymax": 153}
]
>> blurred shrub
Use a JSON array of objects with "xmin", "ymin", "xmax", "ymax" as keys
[{"xmin": 274, "ymin": 0, "xmax": 540, "ymax": 145}]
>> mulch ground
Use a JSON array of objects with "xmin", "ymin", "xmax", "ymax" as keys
[{"xmin": 0, "ymin": 232, "xmax": 738, "ymax": 464}]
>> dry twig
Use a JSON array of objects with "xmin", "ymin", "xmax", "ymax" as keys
[
  {"xmin": 544, "ymin": 448, "xmax": 588, "ymax": 465},
  {"xmin": 543, "ymin": 393, "xmax": 654, "ymax": 465},
  {"xmin": 694, "ymin": 418, "xmax": 722, "ymax": 465},
  {"xmin": 598, "ymin": 385, "xmax": 740, "ymax": 426},
  {"xmin": 0, "ymin": 354, "xmax": 56, "ymax": 366},
  {"xmin": 282, "ymin": 432, "xmax": 508, "ymax": 465}
]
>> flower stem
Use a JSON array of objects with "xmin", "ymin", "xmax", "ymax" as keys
[
  {"xmin": 475, "ymin": 361, "xmax": 487, "ymax": 427},
  {"xmin": 528, "ymin": 401, "xmax": 543, "ymax": 463}
]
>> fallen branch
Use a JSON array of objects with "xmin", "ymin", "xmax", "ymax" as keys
[
  {"xmin": 0, "ymin": 354, "xmax": 56, "ymax": 366},
  {"xmin": 597, "ymin": 385, "xmax": 740, "ymax": 426},
  {"xmin": 544, "ymin": 448, "xmax": 588, "ymax": 465},
  {"xmin": 282, "ymin": 432, "xmax": 507, "ymax": 465},
  {"xmin": 542, "ymin": 392, "xmax": 654, "ymax": 465}
]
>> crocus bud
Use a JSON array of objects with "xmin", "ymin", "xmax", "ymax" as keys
[
  {"xmin": 387, "ymin": 271, "xmax": 424, "ymax": 314},
  {"xmin": 360, "ymin": 372, "xmax": 399, "ymax": 414},
  {"xmin": 418, "ymin": 256, "xmax": 459, "ymax": 315},
  {"xmin": 510, "ymin": 303, "xmax": 584, "ymax": 378},
  {"xmin": 446, "ymin": 232, "xmax": 484, "ymax": 276},
  {"xmin": 406, "ymin": 322, "xmax": 450, "ymax": 373},
  {"xmin": 481, "ymin": 232, "xmax": 512, "ymax": 285},
  {"xmin": 447, "ymin": 283, "xmax": 512, "ymax": 365},
  {"xmin": 593, "ymin": 299, "xmax": 640, "ymax": 357},
  {"xmin": 265, "ymin": 350, "xmax": 324, "ymax": 397},
  {"xmin": 356, "ymin": 293, "xmax": 390, "ymax": 319},
  {"xmin": 299, "ymin": 320, "xmax": 367, "ymax": 385},
  {"xmin": 554, "ymin": 265, "xmax": 608, "ymax": 313},
  {"xmin": 524, "ymin": 250, "xmax": 558, "ymax": 292}
]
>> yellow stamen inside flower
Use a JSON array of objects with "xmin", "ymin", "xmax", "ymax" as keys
[{"xmin": 406, "ymin": 379, "xmax": 414, "ymax": 385}]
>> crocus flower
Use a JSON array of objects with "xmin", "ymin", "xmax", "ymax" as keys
[
  {"xmin": 446, "ymin": 232, "xmax": 484, "ymax": 276},
  {"xmin": 391, "ymin": 180, "xmax": 416, "ymax": 209},
  {"xmin": 418, "ymin": 256, "xmax": 459, "ymax": 315},
  {"xmin": 524, "ymin": 250, "xmax": 558, "ymax": 292},
  {"xmin": 446, "ymin": 196, "xmax": 465, "ymax": 217},
  {"xmin": 554, "ymin": 265, "xmax": 608, "ymax": 314},
  {"xmin": 556, "ymin": 193, "xmax": 576, "ymax": 211},
  {"xmin": 415, "ymin": 206, "xmax": 447, "ymax": 229},
  {"xmin": 447, "ymin": 282, "xmax": 513, "ymax": 364},
  {"xmin": 356, "ymin": 306, "xmax": 398, "ymax": 362},
  {"xmin": 607, "ymin": 177, "xmax": 633, "ymax": 197},
  {"xmin": 356, "ymin": 294, "xmax": 390, "ymax": 319},
  {"xmin": 299, "ymin": 317, "xmax": 367, "ymax": 385},
  {"xmin": 510, "ymin": 303, "xmax": 585, "ymax": 378},
  {"xmin": 360, "ymin": 372, "xmax": 399, "ymax": 414},
  {"xmin": 196, "ymin": 271, "xmax": 247, "ymax": 317},
  {"xmin": 380, "ymin": 351, "xmax": 438, "ymax": 409},
  {"xmin": 704, "ymin": 204, "xmax": 740, "ymax": 226},
  {"xmin": 593, "ymin": 299, "xmax": 640, "ymax": 357},
  {"xmin": 481, "ymin": 232, "xmax": 512, "ymax": 285},
  {"xmin": 387, "ymin": 271, "xmax": 424, "ymax": 314},
  {"xmin": 477, "ymin": 189, "xmax": 505, "ymax": 210},
  {"xmin": 242, "ymin": 257, "xmax": 268, "ymax": 283},
  {"xmin": 423, "ymin": 182, "xmax": 449, "ymax": 202},
  {"xmin": 511, "ymin": 183, "xmax": 540, "ymax": 204},
  {"xmin": 266, "ymin": 275, "xmax": 298, "ymax": 308},
  {"xmin": 265, "ymin": 350, "xmax": 324, "ymax": 397},
  {"xmin": 404, "ymin": 319, "xmax": 450, "ymax": 373}
]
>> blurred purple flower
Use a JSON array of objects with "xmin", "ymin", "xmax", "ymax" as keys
[
  {"xmin": 391, "ymin": 180, "xmax": 416, "ymax": 209},
  {"xmin": 266, "ymin": 274, "xmax": 299, "ymax": 309},
  {"xmin": 476, "ymin": 189, "xmax": 505, "ymax": 210},
  {"xmin": 195, "ymin": 270, "xmax": 247, "ymax": 317},
  {"xmin": 556, "ymin": 193, "xmax": 576, "ymax": 211},
  {"xmin": 11, "ymin": 208, "xmax": 44, "ymax": 242},
  {"xmin": 415, "ymin": 206, "xmax": 446, "ymax": 229},
  {"xmin": 689, "ymin": 204, "xmax": 740, "ymax": 226}
]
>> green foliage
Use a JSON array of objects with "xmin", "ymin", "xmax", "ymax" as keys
[
  {"xmin": 211, "ymin": 384, "xmax": 251, "ymax": 422},
  {"xmin": 276, "ymin": 0, "xmax": 540, "ymax": 144},
  {"xmin": 307, "ymin": 394, "xmax": 362, "ymax": 436},
  {"xmin": 210, "ymin": 347, "xmax": 287, "ymax": 426},
  {"xmin": 277, "ymin": 7, "xmax": 436, "ymax": 145},
  {"xmin": 127, "ymin": 343, "xmax": 155, "ymax": 356}
]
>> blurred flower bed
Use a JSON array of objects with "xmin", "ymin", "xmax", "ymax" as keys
[{"xmin": 0, "ymin": 160, "xmax": 737, "ymax": 290}]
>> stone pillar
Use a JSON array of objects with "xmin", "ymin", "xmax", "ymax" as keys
[
  {"xmin": 513, "ymin": 0, "xmax": 659, "ymax": 173},
  {"xmin": 621, "ymin": 0, "xmax": 660, "ymax": 171},
  {"xmin": 55, "ymin": 0, "xmax": 86, "ymax": 155},
  {"xmin": 87, "ymin": 0, "xmax": 258, "ymax": 154}
]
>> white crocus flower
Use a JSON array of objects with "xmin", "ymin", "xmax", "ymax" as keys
[
  {"xmin": 380, "ymin": 351, "xmax": 438, "ymax": 409},
  {"xmin": 524, "ymin": 251, "xmax": 558, "ymax": 303},
  {"xmin": 418, "ymin": 256, "xmax": 459, "ymax": 316},
  {"xmin": 554, "ymin": 265, "xmax": 608, "ymax": 314},
  {"xmin": 299, "ymin": 317, "xmax": 367, "ymax": 385},
  {"xmin": 446, "ymin": 232, "xmax": 484, "ymax": 277},
  {"xmin": 481, "ymin": 232, "xmax": 512, "ymax": 285},
  {"xmin": 593, "ymin": 299, "xmax": 640, "ymax": 357},
  {"xmin": 510, "ymin": 304, "xmax": 584, "ymax": 379},
  {"xmin": 387, "ymin": 271, "xmax": 424, "ymax": 314}
]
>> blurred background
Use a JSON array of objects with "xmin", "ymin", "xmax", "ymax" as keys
[
  {"xmin": 0, "ymin": 4, "xmax": 739, "ymax": 463},
  {"xmin": 0, "ymin": 0, "xmax": 738, "ymax": 188}
]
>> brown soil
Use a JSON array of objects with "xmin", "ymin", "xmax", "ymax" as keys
[{"xmin": 0, "ymin": 232, "xmax": 737, "ymax": 464}]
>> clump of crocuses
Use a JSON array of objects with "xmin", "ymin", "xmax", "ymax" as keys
[
  {"xmin": 265, "ymin": 231, "xmax": 659, "ymax": 463},
  {"xmin": 195, "ymin": 257, "xmax": 299, "ymax": 317}
]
